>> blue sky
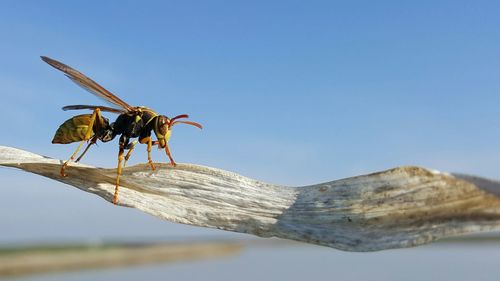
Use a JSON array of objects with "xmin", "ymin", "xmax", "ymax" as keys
[
  {"xmin": 1, "ymin": 1, "xmax": 500, "ymax": 279},
  {"xmin": 1, "ymin": 1, "xmax": 500, "ymax": 184}
]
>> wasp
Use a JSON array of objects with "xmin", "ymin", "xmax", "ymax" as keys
[{"xmin": 42, "ymin": 56, "xmax": 202, "ymax": 204}]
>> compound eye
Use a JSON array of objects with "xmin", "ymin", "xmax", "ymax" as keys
[{"xmin": 158, "ymin": 116, "xmax": 169, "ymax": 135}]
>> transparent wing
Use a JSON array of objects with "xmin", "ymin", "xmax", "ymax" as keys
[
  {"xmin": 62, "ymin": 105, "xmax": 126, "ymax": 114},
  {"xmin": 41, "ymin": 56, "xmax": 133, "ymax": 111}
]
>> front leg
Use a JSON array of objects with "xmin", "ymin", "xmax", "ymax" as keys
[
  {"xmin": 149, "ymin": 140, "xmax": 176, "ymax": 167},
  {"xmin": 164, "ymin": 143, "xmax": 177, "ymax": 167},
  {"xmin": 139, "ymin": 136, "xmax": 156, "ymax": 171}
]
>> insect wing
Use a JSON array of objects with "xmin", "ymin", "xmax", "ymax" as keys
[
  {"xmin": 62, "ymin": 105, "xmax": 125, "ymax": 114},
  {"xmin": 41, "ymin": 56, "xmax": 133, "ymax": 111}
]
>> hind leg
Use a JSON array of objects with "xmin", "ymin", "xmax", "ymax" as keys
[
  {"xmin": 60, "ymin": 140, "xmax": 86, "ymax": 177},
  {"xmin": 75, "ymin": 135, "xmax": 98, "ymax": 163},
  {"xmin": 60, "ymin": 108, "xmax": 101, "ymax": 177}
]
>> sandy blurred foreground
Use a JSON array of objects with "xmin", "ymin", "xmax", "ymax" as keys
[{"xmin": 0, "ymin": 241, "xmax": 243, "ymax": 277}]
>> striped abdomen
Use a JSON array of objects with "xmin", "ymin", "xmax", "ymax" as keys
[{"xmin": 52, "ymin": 114, "xmax": 95, "ymax": 144}]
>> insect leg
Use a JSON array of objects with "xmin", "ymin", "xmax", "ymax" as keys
[
  {"xmin": 75, "ymin": 142, "xmax": 93, "ymax": 163},
  {"xmin": 114, "ymin": 134, "xmax": 129, "ymax": 204},
  {"xmin": 139, "ymin": 136, "xmax": 156, "ymax": 171},
  {"xmin": 123, "ymin": 140, "xmax": 138, "ymax": 167},
  {"xmin": 114, "ymin": 146, "xmax": 125, "ymax": 204},
  {"xmin": 75, "ymin": 136, "xmax": 98, "ymax": 163},
  {"xmin": 164, "ymin": 143, "xmax": 177, "ymax": 167},
  {"xmin": 60, "ymin": 108, "xmax": 101, "ymax": 177},
  {"xmin": 60, "ymin": 140, "xmax": 86, "ymax": 177},
  {"xmin": 84, "ymin": 108, "xmax": 101, "ymax": 140}
]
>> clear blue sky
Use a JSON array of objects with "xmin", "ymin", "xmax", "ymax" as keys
[
  {"xmin": 2, "ymin": 1, "xmax": 500, "ymax": 183},
  {"xmin": 1, "ymin": 1, "xmax": 500, "ymax": 279}
]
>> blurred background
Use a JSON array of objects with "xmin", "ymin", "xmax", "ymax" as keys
[{"xmin": 1, "ymin": 0, "xmax": 500, "ymax": 280}]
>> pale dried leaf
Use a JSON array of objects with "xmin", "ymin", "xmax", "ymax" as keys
[{"xmin": 1, "ymin": 145, "xmax": 500, "ymax": 252}]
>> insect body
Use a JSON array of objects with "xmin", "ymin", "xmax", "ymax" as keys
[
  {"xmin": 52, "ymin": 113, "xmax": 110, "ymax": 145},
  {"xmin": 42, "ymin": 56, "xmax": 202, "ymax": 204},
  {"xmin": 52, "ymin": 110, "xmax": 114, "ymax": 168}
]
